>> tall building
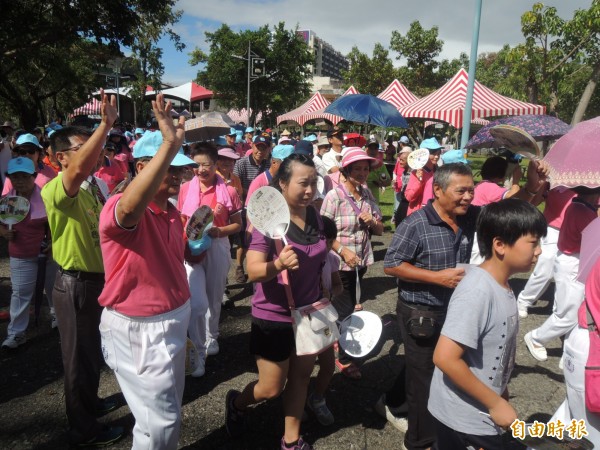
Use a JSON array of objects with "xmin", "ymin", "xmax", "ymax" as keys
[{"xmin": 297, "ymin": 29, "xmax": 349, "ymax": 81}]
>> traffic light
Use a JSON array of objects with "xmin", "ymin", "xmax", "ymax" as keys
[{"xmin": 251, "ymin": 58, "xmax": 265, "ymax": 78}]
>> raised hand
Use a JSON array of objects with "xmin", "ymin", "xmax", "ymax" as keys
[
  {"xmin": 152, "ymin": 93, "xmax": 185, "ymax": 150},
  {"xmin": 100, "ymin": 88, "xmax": 118, "ymax": 128}
]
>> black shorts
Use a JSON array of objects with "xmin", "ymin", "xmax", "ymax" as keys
[{"xmin": 249, "ymin": 317, "xmax": 295, "ymax": 362}]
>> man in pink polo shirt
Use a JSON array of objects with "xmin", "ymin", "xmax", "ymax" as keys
[{"xmin": 97, "ymin": 94, "xmax": 196, "ymax": 449}]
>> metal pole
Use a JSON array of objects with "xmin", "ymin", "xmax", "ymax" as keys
[
  {"xmin": 460, "ymin": 0, "xmax": 483, "ymax": 149},
  {"xmin": 116, "ymin": 66, "xmax": 121, "ymax": 117},
  {"xmin": 247, "ymin": 41, "xmax": 251, "ymax": 127}
]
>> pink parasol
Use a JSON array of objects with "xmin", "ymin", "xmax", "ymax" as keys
[{"xmin": 544, "ymin": 116, "xmax": 600, "ymax": 189}]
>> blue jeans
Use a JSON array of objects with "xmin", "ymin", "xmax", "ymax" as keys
[{"xmin": 7, "ymin": 257, "xmax": 38, "ymax": 337}]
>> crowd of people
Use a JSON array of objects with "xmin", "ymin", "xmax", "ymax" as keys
[{"xmin": 0, "ymin": 91, "xmax": 599, "ymax": 450}]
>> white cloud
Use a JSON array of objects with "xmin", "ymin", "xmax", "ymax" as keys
[{"xmin": 166, "ymin": 0, "xmax": 591, "ymax": 82}]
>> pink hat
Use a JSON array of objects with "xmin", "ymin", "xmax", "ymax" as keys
[
  {"xmin": 341, "ymin": 147, "xmax": 375, "ymax": 168},
  {"xmin": 218, "ymin": 147, "xmax": 240, "ymax": 160}
]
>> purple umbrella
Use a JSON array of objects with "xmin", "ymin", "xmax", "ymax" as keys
[{"xmin": 465, "ymin": 115, "xmax": 571, "ymax": 149}]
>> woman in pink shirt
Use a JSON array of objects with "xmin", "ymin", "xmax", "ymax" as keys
[
  {"xmin": 404, "ymin": 146, "xmax": 441, "ymax": 216},
  {"xmin": 178, "ymin": 142, "xmax": 242, "ymax": 378},
  {"xmin": 0, "ymin": 158, "xmax": 50, "ymax": 349},
  {"xmin": 470, "ymin": 156, "xmax": 522, "ymax": 264},
  {"xmin": 94, "ymin": 142, "xmax": 125, "ymax": 193}
]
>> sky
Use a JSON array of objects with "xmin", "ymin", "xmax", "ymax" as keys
[{"xmin": 157, "ymin": 0, "xmax": 592, "ymax": 87}]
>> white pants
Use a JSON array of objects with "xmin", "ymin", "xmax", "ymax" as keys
[
  {"xmin": 99, "ymin": 301, "xmax": 191, "ymax": 450},
  {"xmin": 7, "ymin": 257, "xmax": 38, "ymax": 336},
  {"xmin": 532, "ymin": 252, "xmax": 584, "ymax": 345},
  {"xmin": 551, "ymin": 326, "xmax": 600, "ymax": 445},
  {"xmin": 517, "ymin": 226, "xmax": 559, "ymax": 307},
  {"xmin": 186, "ymin": 237, "xmax": 230, "ymax": 358}
]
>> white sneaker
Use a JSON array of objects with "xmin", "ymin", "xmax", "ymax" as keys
[
  {"xmin": 51, "ymin": 313, "xmax": 58, "ymax": 329},
  {"xmin": 2, "ymin": 335, "xmax": 26, "ymax": 349},
  {"xmin": 307, "ymin": 393, "xmax": 334, "ymax": 426},
  {"xmin": 558, "ymin": 354, "xmax": 564, "ymax": 370},
  {"xmin": 524, "ymin": 331, "xmax": 547, "ymax": 361},
  {"xmin": 206, "ymin": 339, "xmax": 219, "ymax": 356},
  {"xmin": 191, "ymin": 357, "xmax": 206, "ymax": 378},
  {"xmin": 374, "ymin": 394, "xmax": 408, "ymax": 433}
]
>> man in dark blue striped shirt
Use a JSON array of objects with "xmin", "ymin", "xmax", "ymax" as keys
[
  {"xmin": 232, "ymin": 135, "xmax": 271, "ymax": 283},
  {"xmin": 378, "ymin": 163, "xmax": 477, "ymax": 450}
]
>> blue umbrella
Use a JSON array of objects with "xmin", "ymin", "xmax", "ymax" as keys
[{"xmin": 324, "ymin": 94, "xmax": 408, "ymax": 128}]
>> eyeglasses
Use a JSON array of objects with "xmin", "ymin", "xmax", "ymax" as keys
[
  {"xmin": 168, "ymin": 166, "xmax": 186, "ymax": 176},
  {"xmin": 62, "ymin": 143, "xmax": 84, "ymax": 152},
  {"xmin": 15, "ymin": 147, "xmax": 38, "ymax": 155}
]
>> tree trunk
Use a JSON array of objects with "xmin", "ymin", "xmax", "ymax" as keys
[{"xmin": 571, "ymin": 62, "xmax": 600, "ymax": 126}]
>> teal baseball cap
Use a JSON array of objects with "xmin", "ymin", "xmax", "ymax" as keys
[
  {"xmin": 272, "ymin": 144, "xmax": 294, "ymax": 160},
  {"xmin": 8, "ymin": 156, "xmax": 36, "ymax": 175},
  {"xmin": 133, "ymin": 131, "xmax": 197, "ymax": 167}
]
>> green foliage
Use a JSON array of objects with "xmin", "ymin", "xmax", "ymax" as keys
[
  {"xmin": 390, "ymin": 21, "xmax": 444, "ymax": 94},
  {"xmin": 0, "ymin": 0, "xmax": 181, "ymax": 129},
  {"xmin": 190, "ymin": 23, "xmax": 312, "ymax": 125},
  {"xmin": 341, "ymin": 43, "xmax": 396, "ymax": 95}
]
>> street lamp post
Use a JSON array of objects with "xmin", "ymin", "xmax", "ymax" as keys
[
  {"xmin": 107, "ymin": 57, "xmax": 123, "ymax": 116},
  {"xmin": 232, "ymin": 43, "xmax": 265, "ymax": 128}
]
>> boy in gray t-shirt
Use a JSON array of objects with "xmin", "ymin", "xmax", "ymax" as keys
[{"xmin": 428, "ymin": 199, "xmax": 547, "ymax": 449}]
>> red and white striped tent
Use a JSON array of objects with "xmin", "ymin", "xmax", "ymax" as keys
[
  {"xmin": 72, "ymin": 98, "xmax": 101, "ymax": 116},
  {"xmin": 287, "ymin": 87, "xmax": 361, "ymax": 126},
  {"xmin": 377, "ymin": 79, "xmax": 418, "ymax": 111},
  {"xmin": 277, "ymin": 92, "xmax": 337, "ymax": 126},
  {"xmin": 424, "ymin": 118, "xmax": 489, "ymax": 129},
  {"xmin": 227, "ymin": 108, "xmax": 263, "ymax": 125},
  {"xmin": 399, "ymin": 68, "xmax": 546, "ymax": 128},
  {"xmin": 341, "ymin": 86, "xmax": 359, "ymax": 96}
]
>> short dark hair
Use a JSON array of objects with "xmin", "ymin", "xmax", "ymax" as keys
[
  {"xmin": 271, "ymin": 153, "xmax": 315, "ymax": 192},
  {"xmin": 49, "ymin": 126, "xmax": 92, "ymax": 154},
  {"xmin": 476, "ymin": 198, "xmax": 547, "ymax": 260},
  {"xmin": 480, "ymin": 156, "xmax": 508, "ymax": 181},
  {"xmin": 433, "ymin": 163, "xmax": 473, "ymax": 191},
  {"xmin": 189, "ymin": 141, "xmax": 218, "ymax": 163},
  {"xmin": 321, "ymin": 216, "xmax": 337, "ymax": 240}
]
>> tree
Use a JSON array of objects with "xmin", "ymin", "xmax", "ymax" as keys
[
  {"xmin": 390, "ymin": 21, "xmax": 444, "ymax": 94},
  {"xmin": 0, "ymin": 0, "xmax": 181, "ymax": 129},
  {"xmin": 562, "ymin": 0, "xmax": 600, "ymax": 124},
  {"xmin": 124, "ymin": 8, "xmax": 184, "ymax": 126},
  {"xmin": 341, "ymin": 43, "xmax": 396, "ymax": 95},
  {"xmin": 189, "ymin": 23, "xmax": 313, "ymax": 126}
]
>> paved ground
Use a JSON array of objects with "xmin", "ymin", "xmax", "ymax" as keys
[{"xmin": 0, "ymin": 232, "xmax": 566, "ymax": 449}]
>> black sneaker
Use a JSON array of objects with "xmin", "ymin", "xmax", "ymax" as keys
[
  {"xmin": 225, "ymin": 389, "xmax": 245, "ymax": 438},
  {"xmin": 96, "ymin": 398, "xmax": 119, "ymax": 416},
  {"xmin": 76, "ymin": 425, "xmax": 125, "ymax": 447}
]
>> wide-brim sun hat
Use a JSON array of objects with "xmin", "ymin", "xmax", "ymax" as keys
[
  {"xmin": 133, "ymin": 130, "xmax": 198, "ymax": 167},
  {"xmin": 217, "ymin": 147, "xmax": 240, "ymax": 160},
  {"xmin": 341, "ymin": 147, "xmax": 376, "ymax": 168}
]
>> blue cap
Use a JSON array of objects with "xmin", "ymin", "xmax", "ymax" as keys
[
  {"xmin": 214, "ymin": 136, "xmax": 228, "ymax": 146},
  {"xmin": 133, "ymin": 131, "xmax": 198, "ymax": 167},
  {"xmin": 294, "ymin": 140, "xmax": 313, "ymax": 156},
  {"xmin": 441, "ymin": 149, "xmax": 469, "ymax": 165},
  {"xmin": 272, "ymin": 144, "xmax": 294, "ymax": 160},
  {"xmin": 8, "ymin": 157, "xmax": 36, "ymax": 175},
  {"xmin": 253, "ymin": 135, "xmax": 270, "ymax": 146},
  {"xmin": 303, "ymin": 134, "xmax": 318, "ymax": 142},
  {"xmin": 227, "ymin": 128, "xmax": 237, "ymax": 136},
  {"xmin": 420, "ymin": 137, "xmax": 443, "ymax": 151},
  {"xmin": 15, "ymin": 133, "xmax": 42, "ymax": 149},
  {"xmin": 134, "ymin": 128, "xmax": 144, "ymax": 135},
  {"xmin": 235, "ymin": 131, "xmax": 244, "ymax": 144},
  {"xmin": 245, "ymin": 127, "xmax": 254, "ymax": 133}
]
